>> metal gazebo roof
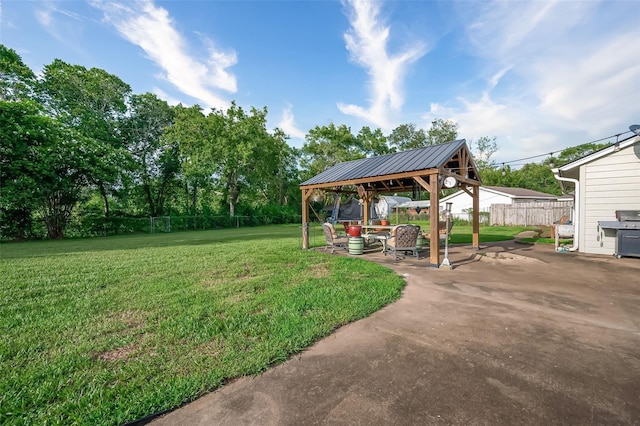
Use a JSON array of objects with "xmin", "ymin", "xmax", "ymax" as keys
[{"xmin": 300, "ymin": 139, "xmax": 476, "ymax": 188}]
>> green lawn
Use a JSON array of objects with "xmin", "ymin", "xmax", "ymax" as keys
[
  {"xmin": 0, "ymin": 223, "xmax": 525, "ymax": 425},
  {"xmin": 389, "ymin": 221, "xmax": 532, "ymax": 245},
  {"xmin": 0, "ymin": 225, "xmax": 406, "ymax": 425}
]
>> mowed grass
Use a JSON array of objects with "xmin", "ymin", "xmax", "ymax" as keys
[
  {"xmin": 447, "ymin": 224, "xmax": 531, "ymax": 244},
  {"xmin": 0, "ymin": 225, "xmax": 405, "ymax": 425},
  {"xmin": 396, "ymin": 221, "xmax": 532, "ymax": 244}
]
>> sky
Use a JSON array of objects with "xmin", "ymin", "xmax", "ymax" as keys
[{"xmin": 2, "ymin": 0, "xmax": 639, "ymax": 165}]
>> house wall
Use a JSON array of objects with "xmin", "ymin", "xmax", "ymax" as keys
[
  {"xmin": 443, "ymin": 190, "xmax": 510, "ymax": 220},
  {"xmin": 580, "ymin": 142, "xmax": 640, "ymax": 255}
]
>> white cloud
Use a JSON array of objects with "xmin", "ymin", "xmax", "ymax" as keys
[
  {"xmin": 35, "ymin": 8, "xmax": 53, "ymax": 28},
  {"xmin": 33, "ymin": 2, "xmax": 87, "ymax": 50},
  {"xmin": 427, "ymin": 0, "xmax": 640, "ymax": 162},
  {"xmin": 424, "ymin": 95, "xmax": 562, "ymax": 161},
  {"xmin": 90, "ymin": 0, "xmax": 237, "ymax": 111},
  {"xmin": 535, "ymin": 31, "xmax": 640, "ymax": 127},
  {"xmin": 338, "ymin": 0, "xmax": 427, "ymax": 130},
  {"xmin": 277, "ymin": 105, "xmax": 306, "ymax": 140}
]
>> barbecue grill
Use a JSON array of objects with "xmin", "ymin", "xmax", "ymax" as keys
[{"xmin": 598, "ymin": 210, "xmax": 640, "ymax": 258}]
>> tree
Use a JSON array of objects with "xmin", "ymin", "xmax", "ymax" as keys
[
  {"xmin": 0, "ymin": 44, "xmax": 35, "ymax": 101},
  {"xmin": 427, "ymin": 118, "xmax": 459, "ymax": 145},
  {"xmin": 357, "ymin": 126, "xmax": 394, "ymax": 156},
  {"xmin": 164, "ymin": 104, "xmax": 213, "ymax": 213},
  {"xmin": 121, "ymin": 93, "xmax": 176, "ymax": 216},
  {"xmin": 0, "ymin": 100, "xmax": 122, "ymax": 239},
  {"xmin": 174, "ymin": 102, "xmax": 283, "ymax": 217},
  {"xmin": 481, "ymin": 162, "xmax": 561, "ymax": 195},
  {"xmin": 300, "ymin": 123, "xmax": 363, "ymax": 180},
  {"xmin": 212, "ymin": 103, "xmax": 280, "ymax": 216},
  {"xmin": 556, "ymin": 142, "xmax": 610, "ymax": 166},
  {"xmin": 38, "ymin": 59, "xmax": 132, "ymax": 217},
  {"xmin": 387, "ymin": 123, "xmax": 426, "ymax": 150},
  {"xmin": 516, "ymin": 163, "xmax": 561, "ymax": 195},
  {"xmin": 255, "ymin": 128, "xmax": 300, "ymax": 206},
  {"xmin": 470, "ymin": 136, "xmax": 499, "ymax": 171}
]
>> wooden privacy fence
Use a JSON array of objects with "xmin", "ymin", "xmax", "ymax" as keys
[{"xmin": 490, "ymin": 201, "xmax": 573, "ymax": 226}]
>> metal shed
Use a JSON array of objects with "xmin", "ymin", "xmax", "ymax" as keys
[{"xmin": 300, "ymin": 140, "xmax": 482, "ymax": 268}]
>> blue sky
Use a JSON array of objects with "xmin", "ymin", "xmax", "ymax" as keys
[{"xmin": 2, "ymin": 0, "xmax": 639, "ymax": 164}]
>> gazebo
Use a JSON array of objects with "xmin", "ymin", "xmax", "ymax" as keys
[{"xmin": 299, "ymin": 139, "xmax": 482, "ymax": 267}]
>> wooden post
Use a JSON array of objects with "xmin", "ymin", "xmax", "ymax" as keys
[
  {"xmin": 301, "ymin": 188, "xmax": 311, "ymax": 249},
  {"xmin": 363, "ymin": 196, "xmax": 369, "ymax": 225},
  {"xmin": 429, "ymin": 175, "xmax": 440, "ymax": 267},
  {"xmin": 472, "ymin": 185, "xmax": 480, "ymax": 250},
  {"xmin": 363, "ymin": 190, "xmax": 376, "ymax": 225}
]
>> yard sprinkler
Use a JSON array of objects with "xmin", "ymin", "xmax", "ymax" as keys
[{"xmin": 440, "ymin": 202, "xmax": 453, "ymax": 270}]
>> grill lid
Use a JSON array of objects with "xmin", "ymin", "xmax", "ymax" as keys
[
  {"xmin": 616, "ymin": 210, "xmax": 640, "ymax": 222},
  {"xmin": 599, "ymin": 221, "xmax": 640, "ymax": 230}
]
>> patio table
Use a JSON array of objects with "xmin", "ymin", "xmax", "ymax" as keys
[{"xmin": 361, "ymin": 225, "xmax": 397, "ymax": 253}]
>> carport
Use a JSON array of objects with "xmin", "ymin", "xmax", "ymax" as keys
[{"xmin": 300, "ymin": 139, "xmax": 482, "ymax": 267}]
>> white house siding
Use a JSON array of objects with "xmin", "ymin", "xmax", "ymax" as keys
[
  {"xmin": 443, "ymin": 190, "xmax": 509, "ymax": 220},
  {"xmin": 580, "ymin": 144, "xmax": 640, "ymax": 255}
]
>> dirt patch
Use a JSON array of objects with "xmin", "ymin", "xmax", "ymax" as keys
[
  {"xmin": 309, "ymin": 263, "xmax": 331, "ymax": 278},
  {"xmin": 236, "ymin": 263, "xmax": 254, "ymax": 279},
  {"xmin": 477, "ymin": 251, "xmax": 542, "ymax": 263},
  {"xmin": 96, "ymin": 343, "xmax": 138, "ymax": 362},
  {"xmin": 196, "ymin": 338, "xmax": 224, "ymax": 358}
]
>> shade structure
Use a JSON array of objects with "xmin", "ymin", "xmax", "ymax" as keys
[{"xmin": 300, "ymin": 140, "xmax": 482, "ymax": 267}]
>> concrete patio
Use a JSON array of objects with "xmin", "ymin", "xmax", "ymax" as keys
[{"xmin": 152, "ymin": 241, "xmax": 640, "ymax": 425}]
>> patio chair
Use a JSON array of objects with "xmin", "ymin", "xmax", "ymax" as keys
[
  {"xmin": 385, "ymin": 224, "xmax": 421, "ymax": 260},
  {"xmin": 423, "ymin": 221, "xmax": 453, "ymax": 246},
  {"xmin": 322, "ymin": 223, "xmax": 349, "ymax": 253}
]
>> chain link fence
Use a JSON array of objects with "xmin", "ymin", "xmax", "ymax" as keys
[{"xmin": 61, "ymin": 214, "xmax": 303, "ymax": 238}]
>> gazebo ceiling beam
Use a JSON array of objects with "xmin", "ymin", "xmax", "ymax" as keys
[
  {"xmin": 325, "ymin": 188, "xmax": 359, "ymax": 194},
  {"xmin": 299, "ymin": 168, "xmax": 439, "ymax": 191},
  {"xmin": 413, "ymin": 176, "xmax": 432, "ymax": 193},
  {"xmin": 438, "ymin": 167, "xmax": 481, "ymax": 187}
]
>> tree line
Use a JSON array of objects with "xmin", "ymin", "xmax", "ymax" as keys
[{"xmin": 1, "ymin": 45, "xmax": 608, "ymax": 240}]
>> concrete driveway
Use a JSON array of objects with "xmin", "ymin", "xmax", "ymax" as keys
[{"xmin": 153, "ymin": 241, "xmax": 640, "ymax": 425}]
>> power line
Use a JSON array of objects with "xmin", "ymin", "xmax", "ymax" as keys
[{"xmin": 499, "ymin": 129, "xmax": 633, "ymax": 167}]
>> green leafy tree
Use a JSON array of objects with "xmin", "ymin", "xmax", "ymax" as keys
[
  {"xmin": 256, "ymin": 128, "xmax": 300, "ymax": 206},
  {"xmin": 164, "ymin": 104, "xmax": 213, "ymax": 212},
  {"xmin": 174, "ymin": 102, "xmax": 283, "ymax": 217},
  {"xmin": 470, "ymin": 136, "xmax": 499, "ymax": 171},
  {"xmin": 213, "ymin": 103, "xmax": 280, "ymax": 216},
  {"xmin": 38, "ymin": 59, "xmax": 132, "ymax": 217},
  {"xmin": 0, "ymin": 44, "xmax": 35, "ymax": 101},
  {"xmin": 388, "ymin": 119, "xmax": 458, "ymax": 151},
  {"xmin": 556, "ymin": 142, "xmax": 610, "ymax": 166},
  {"xmin": 121, "ymin": 93, "xmax": 177, "ymax": 216},
  {"xmin": 300, "ymin": 123, "xmax": 364, "ymax": 180},
  {"xmin": 481, "ymin": 162, "xmax": 561, "ymax": 195},
  {"xmin": 516, "ymin": 163, "xmax": 561, "ymax": 195},
  {"xmin": 1, "ymin": 100, "xmax": 123, "ymax": 239},
  {"xmin": 427, "ymin": 118, "xmax": 459, "ymax": 145},
  {"xmin": 357, "ymin": 126, "xmax": 394, "ymax": 156},
  {"xmin": 387, "ymin": 123, "xmax": 427, "ymax": 150},
  {"xmin": 480, "ymin": 165, "xmax": 517, "ymax": 187}
]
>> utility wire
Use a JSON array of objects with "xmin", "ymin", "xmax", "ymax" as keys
[{"xmin": 499, "ymin": 129, "xmax": 633, "ymax": 166}]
